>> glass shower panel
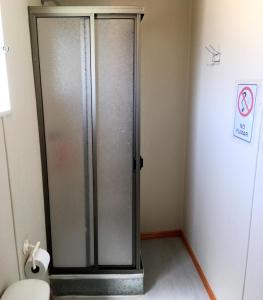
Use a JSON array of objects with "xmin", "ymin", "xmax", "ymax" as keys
[
  {"xmin": 96, "ymin": 18, "xmax": 135, "ymax": 265},
  {"xmin": 37, "ymin": 18, "xmax": 89, "ymax": 267}
]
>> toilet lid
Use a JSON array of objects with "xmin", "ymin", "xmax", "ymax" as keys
[{"xmin": 1, "ymin": 279, "xmax": 50, "ymax": 300}]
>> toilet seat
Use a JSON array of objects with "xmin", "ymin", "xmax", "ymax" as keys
[{"xmin": 1, "ymin": 279, "xmax": 50, "ymax": 300}]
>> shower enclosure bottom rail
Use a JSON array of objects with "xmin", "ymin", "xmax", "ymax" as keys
[{"xmin": 50, "ymin": 265, "xmax": 144, "ymax": 296}]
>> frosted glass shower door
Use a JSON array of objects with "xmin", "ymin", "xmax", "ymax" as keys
[
  {"xmin": 37, "ymin": 18, "xmax": 92, "ymax": 268},
  {"xmin": 95, "ymin": 18, "xmax": 135, "ymax": 265}
]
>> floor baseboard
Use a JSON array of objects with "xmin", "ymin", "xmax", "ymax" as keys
[
  {"xmin": 141, "ymin": 230, "xmax": 182, "ymax": 240},
  {"xmin": 180, "ymin": 232, "xmax": 216, "ymax": 300},
  {"xmin": 141, "ymin": 230, "xmax": 216, "ymax": 300}
]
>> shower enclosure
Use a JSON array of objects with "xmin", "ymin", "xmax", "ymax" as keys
[{"xmin": 29, "ymin": 6, "xmax": 144, "ymax": 296}]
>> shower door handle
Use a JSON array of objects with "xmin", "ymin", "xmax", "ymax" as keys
[
  {"xmin": 140, "ymin": 156, "xmax": 144, "ymax": 170},
  {"xmin": 133, "ymin": 156, "xmax": 144, "ymax": 170}
]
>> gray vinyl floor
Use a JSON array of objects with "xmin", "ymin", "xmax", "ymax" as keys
[{"xmin": 56, "ymin": 238, "xmax": 209, "ymax": 300}]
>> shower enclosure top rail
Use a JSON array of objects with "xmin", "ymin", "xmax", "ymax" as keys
[{"xmin": 29, "ymin": 6, "xmax": 144, "ymax": 17}]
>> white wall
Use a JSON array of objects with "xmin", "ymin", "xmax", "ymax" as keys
[
  {"xmin": 60, "ymin": 0, "xmax": 192, "ymax": 232},
  {"xmin": 0, "ymin": 122, "xmax": 19, "ymax": 295},
  {"xmin": 185, "ymin": 0, "xmax": 263, "ymax": 299},
  {"xmin": 243, "ymin": 118, "xmax": 263, "ymax": 299},
  {"xmin": 0, "ymin": 0, "xmax": 45, "ymax": 280}
]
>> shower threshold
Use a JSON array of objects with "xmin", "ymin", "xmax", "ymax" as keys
[{"xmin": 49, "ymin": 268, "xmax": 144, "ymax": 296}]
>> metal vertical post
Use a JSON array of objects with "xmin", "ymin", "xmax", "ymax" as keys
[{"xmin": 90, "ymin": 13, "xmax": 98, "ymax": 266}]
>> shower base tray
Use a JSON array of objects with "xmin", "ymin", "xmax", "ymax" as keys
[{"xmin": 50, "ymin": 270, "xmax": 144, "ymax": 296}]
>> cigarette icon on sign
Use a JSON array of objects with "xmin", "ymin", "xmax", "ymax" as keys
[{"xmin": 241, "ymin": 91, "xmax": 248, "ymax": 113}]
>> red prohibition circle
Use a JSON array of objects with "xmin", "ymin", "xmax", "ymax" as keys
[{"xmin": 238, "ymin": 87, "xmax": 254, "ymax": 117}]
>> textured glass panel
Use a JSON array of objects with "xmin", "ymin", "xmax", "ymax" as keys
[
  {"xmin": 37, "ymin": 18, "xmax": 88, "ymax": 267},
  {"xmin": 96, "ymin": 19, "xmax": 134, "ymax": 265}
]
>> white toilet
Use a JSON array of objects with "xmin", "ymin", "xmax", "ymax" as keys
[{"xmin": 1, "ymin": 279, "xmax": 50, "ymax": 300}]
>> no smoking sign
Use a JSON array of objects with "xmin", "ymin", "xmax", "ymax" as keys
[{"xmin": 234, "ymin": 84, "xmax": 257, "ymax": 142}]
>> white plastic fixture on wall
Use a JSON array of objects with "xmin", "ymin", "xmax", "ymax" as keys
[{"xmin": 0, "ymin": 5, "xmax": 11, "ymax": 117}]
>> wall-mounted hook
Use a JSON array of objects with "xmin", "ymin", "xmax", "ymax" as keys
[{"xmin": 205, "ymin": 44, "xmax": 221, "ymax": 66}]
